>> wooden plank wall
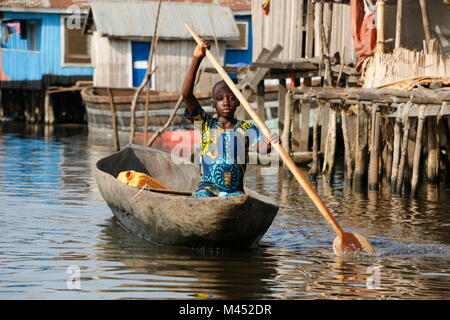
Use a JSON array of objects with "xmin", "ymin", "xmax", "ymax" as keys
[
  {"xmin": 251, "ymin": 0, "xmax": 303, "ymax": 61},
  {"xmin": 155, "ymin": 40, "xmax": 225, "ymax": 94},
  {"xmin": 251, "ymin": 0, "xmax": 356, "ymax": 65},
  {"xmin": 92, "ymin": 32, "xmax": 132, "ymax": 88},
  {"xmin": 329, "ymin": 3, "xmax": 356, "ymax": 65}
]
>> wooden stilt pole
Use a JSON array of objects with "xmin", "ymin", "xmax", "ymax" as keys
[
  {"xmin": 257, "ymin": 80, "xmax": 265, "ymax": 121},
  {"xmin": 292, "ymin": 102, "xmax": 301, "ymax": 151},
  {"xmin": 438, "ymin": 106, "xmax": 450, "ymax": 184},
  {"xmin": 277, "ymin": 79, "xmax": 287, "ymax": 130},
  {"xmin": 439, "ymin": 105, "xmax": 450, "ymax": 176},
  {"xmin": 107, "ymin": 88, "xmax": 120, "ymax": 151},
  {"xmin": 282, "ymin": 91, "xmax": 293, "ymax": 175},
  {"xmin": 299, "ymin": 103, "xmax": 311, "ymax": 152},
  {"xmin": 323, "ymin": 107, "xmax": 336, "ymax": 181},
  {"xmin": 427, "ymin": 116, "xmax": 439, "ymax": 184},
  {"xmin": 411, "ymin": 105, "xmax": 426, "ymax": 196},
  {"xmin": 309, "ymin": 102, "xmax": 322, "ymax": 180},
  {"xmin": 396, "ymin": 110, "xmax": 411, "ymax": 194},
  {"xmin": 368, "ymin": 104, "xmax": 381, "ymax": 190},
  {"xmin": 384, "ymin": 118, "xmax": 394, "ymax": 185},
  {"xmin": 391, "ymin": 104, "xmax": 403, "ymax": 191},
  {"xmin": 341, "ymin": 106, "xmax": 353, "ymax": 183},
  {"xmin": 354, "ymin": 105, "xmax": 369, "ymax": 192},
  {"xmin": 44, "ymin": 90, "xmax": 55, "ymax": 125}
]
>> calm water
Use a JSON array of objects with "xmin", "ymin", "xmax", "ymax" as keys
[{"xmin": 0, "ymin": 122, "xmax": 449, "ymax": 300}]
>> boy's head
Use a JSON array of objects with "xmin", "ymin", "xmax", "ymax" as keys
[{"xmin": 211, "ymin": 80, "xmax": 240, "ymax": 119}]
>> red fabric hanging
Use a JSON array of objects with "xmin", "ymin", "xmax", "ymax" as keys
[{"xmin": 351, "ymin": 0, "xmax": 377, "ymax": 72}]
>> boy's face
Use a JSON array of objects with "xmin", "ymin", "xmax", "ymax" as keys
[{"xmin": 211, "ymin": 83, "xmax": 240, "ymax": 119}]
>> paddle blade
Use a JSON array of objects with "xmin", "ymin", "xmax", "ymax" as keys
[{"xmin": 333, "ymin": 232, "xmax": 376, "ymax": 256}]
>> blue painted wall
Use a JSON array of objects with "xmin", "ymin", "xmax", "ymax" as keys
[
  {"xmin": 1, "ymin": 11, "xmax": 93, "ymax": 81},
  {"xmin": 224, "ymin": 15, "xmax": 253, "ymax": 67}
]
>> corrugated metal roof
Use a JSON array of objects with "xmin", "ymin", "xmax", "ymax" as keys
[{"xmin": 90, "ymin": 1, "xmax": 240, "ymax": 40}]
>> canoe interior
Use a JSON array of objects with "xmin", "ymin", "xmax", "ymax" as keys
[{"xmin": 96, "ymin": 144, "xmax": 200, "ymax": 191}]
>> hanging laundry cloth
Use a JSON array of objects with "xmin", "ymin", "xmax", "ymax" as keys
[
  {"xmin": 262, "ymin": 0, "xmax": 270, "ymax": 15},
  {"xmin": 6, "ymin": 22, "xmax": 21, "ymax": 35}
]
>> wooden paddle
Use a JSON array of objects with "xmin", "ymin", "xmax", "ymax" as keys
[{"xmin": 184, "ymin": 23, "xmax": 376, "ymax": 256}]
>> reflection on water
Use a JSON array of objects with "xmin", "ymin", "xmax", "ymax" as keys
[{"xmin": 0, "ymin": 122, "xmax": 449, "ymax": 299}]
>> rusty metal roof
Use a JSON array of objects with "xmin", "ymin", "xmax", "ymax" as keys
[
  {"xmin": 90, "ymin": 0, "xmax": 239, "ymax": 40},
  {"xmin": 218, "ymin": 0, "xmax": 250, "ymax": 11},
  {"xmin": 0, "ymin": 0, "xmax": 90, "ymax": 9}
]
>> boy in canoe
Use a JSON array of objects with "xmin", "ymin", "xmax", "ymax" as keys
[{"xmin": 182, "ymin": 39, "xmax": 279, "ymax": 198}]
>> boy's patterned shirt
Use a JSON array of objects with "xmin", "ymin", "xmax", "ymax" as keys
[{"xmin": 185, "ymin": 102, "xmax": 264, "ymax": 191}]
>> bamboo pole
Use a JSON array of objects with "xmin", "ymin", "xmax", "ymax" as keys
[
  {"xmin": 394, "ymin": 0, "xmax": 403, "ymax": 49},
  {"xmin": 376, "ymin": 0, "xmax": 386, "ymax": 53},
  {"xmin": 129, "ymin": 0, "xmax": 162, "ymax": 144},
  {"xmin": 143, "ymin": 83, "xmax": 150, "ymax": 146},
  {"xmin": 419, "ymin": 0, "xmax": 432, "ymax": 52},
  {"xmin": 309, "ymin": 103, "xmax": 323, "ymax": 180},
  {"xmin": 107, "ymin": 88, "xmax": 120, "ymax": 151},
  {"xmin": 368, "ymin": 104, "xmax": 381, "ymax": 190},
  {"xmin": 411, "ymin": 105, "xmax": 426, "ymax": 196},
  {"xmin": 147, "ymin": 95, "xmax": 183, "ymax": 147}
]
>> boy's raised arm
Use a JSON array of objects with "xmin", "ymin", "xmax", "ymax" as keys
[{"xmin": 182, "ymin": 40, "xmax": 210, "ymax": 114}]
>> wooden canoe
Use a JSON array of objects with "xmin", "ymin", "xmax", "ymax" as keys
[
  {"xmin": 94, "ymin": 144, "xmax": 279, "ymax": 248},
  {"xmin": 81, "ymin": 86, "xmax": 213, "ymax": 132}
]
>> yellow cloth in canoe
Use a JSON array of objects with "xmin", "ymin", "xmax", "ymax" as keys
[{"xmin": 117, "ymin": 170, "xmax": 167, "ymax": 189}]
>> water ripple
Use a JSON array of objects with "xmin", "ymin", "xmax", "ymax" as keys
[{"xmin": 0, "ymin": 123, "xmax": 449, "ymax": 299}]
